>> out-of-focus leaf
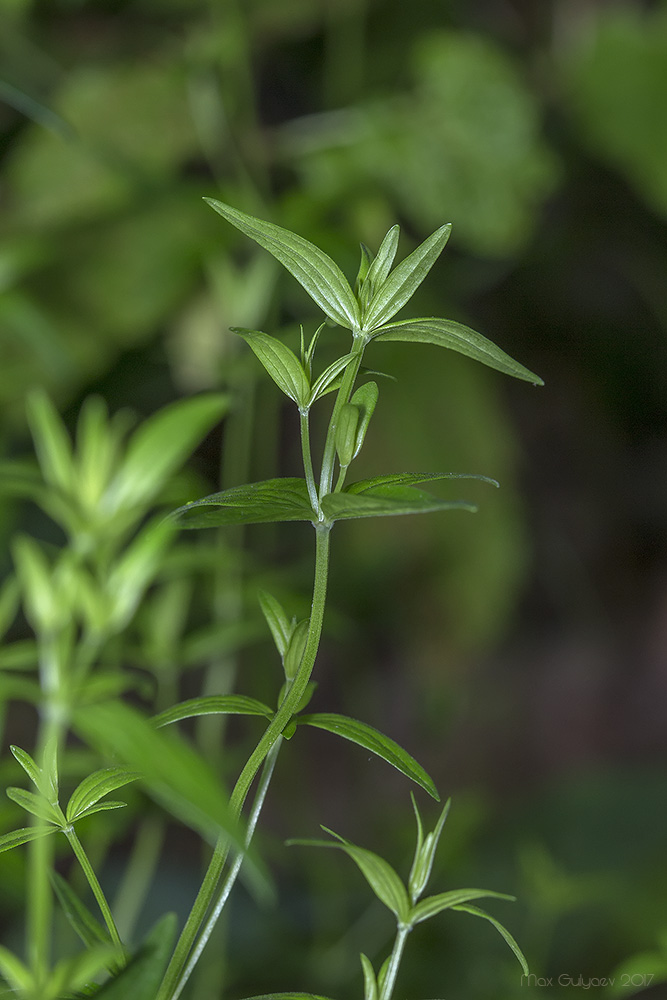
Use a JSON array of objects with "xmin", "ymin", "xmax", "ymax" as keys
[
  {"xmin": 0, "ymin": 946, "xmax": 33, "ymax": 992},
  {"xmin": 91, "ymin": 913, "xmax": 177, "ymax": 1000},
  {"xmin": 153, "ymin": 695, "xmax": 273, "ymax": 728},
  {"xmin": 171, "ymin": 478, "xmax": 314, "ymax": 529},
  {"xmin": 104, "ymin": 517, "xmax": 175, "ymax": 631},
  {"xmin": 205, "ymin": 199, "xmax": 361, "ymax": 330},
  {"xmin": 106, "ymin": 394, "xmax": 229, "ymax": 514},
  {"xmin": 51, "ymin": 944, "xmax": 120, "ymax": 996},
  {"xmin": 371, "ymin": 317, "xmax": 544, "ymax": 384},
  {"xmin": 50, "ymin": 870, "xmax": 113, "ymax": 949},
  {"xmin": 25, "ymin": 389, "xmax": 74, "ymax": 494},
  {"xmin": 298, "ymin": 713, "xmax": 439, "ymax": 799}
]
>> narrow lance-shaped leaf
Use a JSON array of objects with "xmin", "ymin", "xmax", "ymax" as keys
[
  {"xmin": 321, "ymin": 484, "xmax": 477, "ymax": 522},
  {"xmin": 205, "ymin": 199, "xmax": 361, "ymax": 330},
  {"xmin": 258, "ymin": 590, "xmax": 294, "ymax": 661},
  {"xmin": 371, "ymin": 317, "xmax": 544, "ymax": 385},
  {"xmin": 153, "ymin": 695, "xmax": 274, "ymax": 728},
  {"xmin": 346, "ymin": 471, "xmax": 498, "ymax": 494},
  {"xmin": 355, "ymin": 242, "xmax": 374, "ymax": 298},
  {"xmin": 410, "ymin": 888, "xmax": 515, "ymax": 926},
  {"xmin": 25, "ymin": 388, "xmax": 75, "ymax": 494},
  {"xmin": 10, "ymin": 745, "xmax": 41, "ymax": 788},
  {"xmin": 360, "ymin": 953, "xmax": 379, "ymax": 1000},
  {"xmin": 66, "ymin": 767, "xmax": 140, "ymax": 824},
  {"xmin": 362, "ymin": 225, "xmax": 400, "ymax": 309},
  {"xmin": 6, "ymin": 787, "xmax": 61, "ymax": 825},
  {"xmin": 452, "ymin": 903, "xmax": 529, "ymax": 976},
  {"xmin": 361, "ymin": 224, "xmax": 452, "ymax": 333},
  {"xmin": 170, "ymin": 478, "xmax": 315, "ymax": 529},
  {"xmin": 233, "ymin": 329, "xmax": 310, "ymax": 407},
  {"xmin": 408, "ymin": 797, "xmax": 451, "ymax": 903},
  {"xmin": 0, "ymin": 826, "xmax": 56, "ymax": 854},
  {"xmin": 348, "ymin": 382, "xmax": 378, "ymax": 460},
  {"xmin": 289, "ymin": 827, "xmax": 411, "ymax": 923},
  {"xmin": 299, "ymin": 713, "xmax": 439, "ymax": 800},
  {"xmin": 50, "ymin": 870, "xmax": 113, "ymax": 949}
]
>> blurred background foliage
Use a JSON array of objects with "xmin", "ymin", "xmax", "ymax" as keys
[{"xmin": 1, "ymin": 0, "xmax": 667, "ymax": 997}]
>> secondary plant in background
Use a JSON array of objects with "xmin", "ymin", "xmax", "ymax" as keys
[{"xmin": 0, "ymin": 203, "xmax": 542, "ymax": 1000}]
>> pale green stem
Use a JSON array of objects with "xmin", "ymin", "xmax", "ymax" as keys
[
  {"xmin": 379, "ymin": 923, "xmax": 411, "ymax": 1000},
  {"xmin": 171, "ymin": 736, "xmax": 282, "ymax": 1000},
  {"xmin": 157, "ymin": 524, "xmax": 331, "ymax": 1000},
  {"xmin": 318, "ymin": 340, "xmax": 365, "ymax": 498},
  {"xmin": 64, "ymin": 827, "xmax": 123, "ymax": 951},
  {"xmin": 300, "ymin": 408, "xmax": 320, "ymax": 516}
]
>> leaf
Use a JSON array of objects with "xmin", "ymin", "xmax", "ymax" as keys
[
  {"xmin": 0, "ymin": 577, "xmax": 19, "ymax": 642},
  {"xmin": 51, "ymin": 944, "xmax": 121, "ymax": 996},
  {"xmin": 346, "ymin": 471, "xmax": 498, "ymax": 494},
  {"xmin": 334, "ymin": 403, "xmax": 360, "ymax": 468},
  {"xmin": 6, "ymin": 787, "xmax": 60, "ymax": 825},
  {"xmin": 153, "ymin": 695, "xmax": 274, "ymax": 728},
  {"xmin": 10, "ymin": 745, "xmax": 41, "ymax": 788},
  {"xmin": 408, "ymin": 797, "xmax": 451, "ymax": 903},
  {"xmin": 348, "ymin": 381, "xmax": 378, "ymax": 460},
  {"xmin": 0, "ymin": 826, "xmax": 56, "ymax": 854},
  {"xmin": 310, "ymin": 352, "xmax": 358, "ymax": 403},
  {"xmin": 452, "ymin": 903, "xmax": 528, "ymax": 976},
  {"xmin": 233, "ymin": 329, "xmax": 310, "ymax": 406},
  {"xmin": 291, "ymin": 827, "xmax": 411, "ymax": 923},
  {"xmin": 50, "ymin": 870, "xmax": 113, "ymax": 949},
  {"xmin": 371, "ymin": 317, "xmax": 544, "ymax": 384},
  {"xmin": 321, "ymin": 485, "xmax": 477, "ymax": 522},
  {"xmin": 66, "ymin": 767, "xmax": 140, "ymax": 823},
  {"xmin": 235, "ymin": 995, "xmax": 337, "ymax": 1000},
  {"xmin": 73, "ymin": 800, "xmax": 129, "ymax": 821},
  {"xmin": 170, "ymin": 478, "xmax": 315, "ymax": 529},
  {"xmin": 361, "ymin": 225, "xmax": 451, "ymax": 332},
  {"xmin": 410, "ymin": 888, "xmax": 514, "ymax": 925},
  {"xmin": 364, "ymin": 225, "xmax": 400, "ymax": 298},
  {"xmin": 258, "ymin": 590, "xmax": 294, "ymax": 660},
  {"xmin": 299, "ymin": 714, "xmax": 439, "ymax": 800},
  {"xmin": 0, "ymin": 946, "xmax": 33, "ymax": 992},
  {"xmin": 205, "ymin": 199, "xmax": 361, "ymax": 330},
  {"xmin": 105, "ymin": 516, "xmax": 176, "ymax": 631},
  {"xmin": 91, "ymin": 913, "xmax": 177, "ymax": 1000},
  {"xmin": 25, "ymin": 388, "xmax": 75, "ymax": 494},
  {"xmin": 74, "ymin": 701, "xmax": 244, "ymax": 850},
  {"xmin": 355, "ymin": 242, "xmax": 374, "ymax": 297},
  {"xmin": 106, "ymin": 393, "xmax": 229, "ymax": 514},
  {"xmin": 360, "ymin": 953, "xmax": 378, "ymax": 1000}
]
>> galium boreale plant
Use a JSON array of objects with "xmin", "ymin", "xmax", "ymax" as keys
[{"xmin": 156, "ymin": 201, "xmax": 543, "ymax": 1000}]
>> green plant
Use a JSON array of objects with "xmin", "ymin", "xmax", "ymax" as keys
[{"xmin": 0, "ymin": 202, "xmax": 541, "ymax": 999}]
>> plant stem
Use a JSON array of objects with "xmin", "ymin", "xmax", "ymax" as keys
[
  {"xmin": 171, "ymin": 736, "xmax": 282, "ymax": 1000},
  {"xmin": 300, "ymin": 408, "xmax": 320, "ymax": 516},
  {"xmin": 379, "ymin": 923, "xmax": 411, "ymax": 1000},
  {"xmin": 157, "ymin": 523, "xmax": 331, "ymax": 1000},
  {"xmin": 64, "ymin": 827, "xmax": 123, "ymax": 950}
]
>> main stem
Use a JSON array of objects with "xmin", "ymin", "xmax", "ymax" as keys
[
  {"xmin": 379, "ymin": 924, "xmax": 411, "ymax": 1000},
  {"xmin": 157, "ymin": 524, "xmax": 331, "ymax": 1000}
]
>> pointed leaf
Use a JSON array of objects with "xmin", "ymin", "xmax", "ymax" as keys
[
  {"xmin": 50, "ymin": 870, "xmax": 113, "ymax": 948},
  {"xmin": 51, "ymin": 944, "xmax": 121, "ymax": 995},
  {"xmin": 310, "ymin": 352, "xmax": 358, "ymax": 403},
  {"xmin": 10, "ymin": 745, "xmax": 41, "ymax": 788},
  {"xmin": 233, "ymin": 329, "xmax": 310, "ymax": 406},
  {"xmin": 321, "ymin": 485, "xmax": 477, "ymax": 522},
  {"xmin": 299, "ymin": 713, "xmax": 439, "ymax": 800},
  {"xmin": 371, "ymin": 317, "xmax": 544, "ymax": 385},
  {"xmin": 205, "ymin": 199, "xmax": 360, "ymax": 330},
  {"xmin": 362, "ymin": 225, "xmax": 400, "ymax": 311},
  {"xmin": 25, "ymin": 388, "xmax": 75, "ymax": 494},
  {"xmin": 74, "ymin": 701, "xmax": 244, "ymax": 850},
  {"xmin": 66, "ymin": 767, "xmax": 140, "ymax": 823},
  {"xmin": 235, "ymin": 995, "xmax": 336, "ymax": 1000},
  {"xmin": 409, "ymin": 798, "xmax": 451, "ymax": 902},
  {"xmin": 362, "ymin": 225, "xmax": 451, "ymax": 332},
  {"xmin": 171, "ymin": 478, "xmax": 315, "ymax": 529},
  {"xmin": 334, "ymin": 404, "xmax": 360, "ymax": 469},
  {"xmin": 410, "ymin": 888, "xmax": 514, "ymax": 926},
  {"xmin": 452, "ymin": 903, "xmax": 528, "ymax": 976},
  {"xmin": 106, "ymin": 394, "xmax": 229, "ymax": 513},
  {"xmin": 289, "ymin": 829, "xmax": 410, "ymax": 922},
  {"xmin": 0, "ymin": 826, "xmax": 56, "ymax": 854},
  {"xmin": 360, "ymin": 953, "xmax": 378, "ymax": 1000},
  {"xmin": 91, "ymin": 913, "xmax": 177, "ymax": 1000},
  {"xmin": 0, "ymin": 946, "xmax": 33, "ymax": 992},
  {"xmin": 258, "ymin": 590, "xmax": 293, "ymax": 660},
  {"xmin": 6, "ymin": 787, "xmax": 60, "ymax": 825},
  {"xmin": 347, "ymin": 471, "xmax": 498, "ymax": 494},
  {"xmin": 73, "ymin": 800, "xmax": 129, "ymax": 821},
  {"xmin": 0, "ymin": 577, "xmax": 20, "ymax": 641},
  {"xmin": 153, "ymin": 695, "xmax": 274, "ymax": 728},
  {"xmin": 355, "ymin": 242, "xmax": 374, "ymax": 297},
  {"xmin": 349, "ymin": 382, "xmax": 378, "ymax": 460}
]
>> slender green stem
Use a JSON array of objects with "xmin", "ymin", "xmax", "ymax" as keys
[
  {"xmin": 300, "ymin": 408, "xmax": 320, "ymax": 516},
  {"xmin": 318, "ymin": 340, "xmax": 365, "ymax": 498},
  {"xmin": 379, "ymin": 923, "xmax": 411, "ymax": 1000},
  {"xmin": 171, "ymin": 737, "xmax": 282, "ymax": 1000},
  {"xmin": 157, "ymin": 524, "xmax": 331, "ymax": 1000},
  {"xmin": 64, "ymin": 827, "xmax": 123, "ymax": 950}
]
